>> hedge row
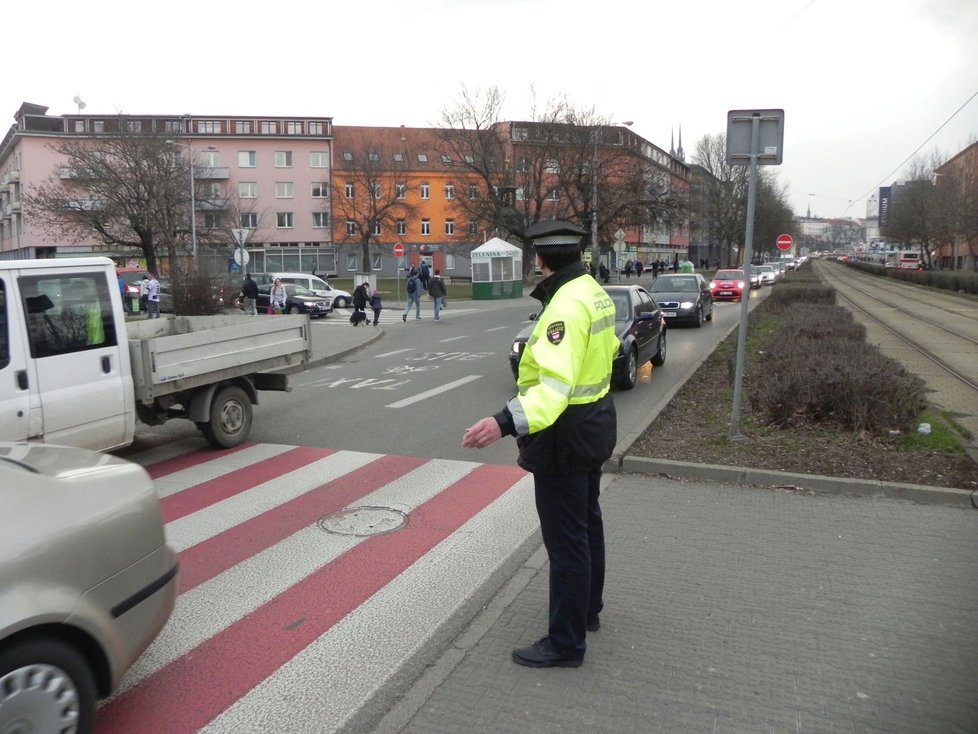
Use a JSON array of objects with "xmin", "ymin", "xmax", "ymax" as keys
[{"xmin": 747, "ymin": 280, "xmax": 927, "ymax": 435}]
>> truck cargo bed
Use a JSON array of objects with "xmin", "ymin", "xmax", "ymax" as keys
[{"xmin": 126, "ymin": 315, "xmax": 311, "ymax": 402}]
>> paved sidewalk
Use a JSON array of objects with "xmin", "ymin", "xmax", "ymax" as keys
[{"xmin": 372, "ymin": 475, "xmax": 978, "ymax": 734}]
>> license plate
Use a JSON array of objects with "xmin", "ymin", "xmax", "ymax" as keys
[
  {"xmin": 719, "ymin": 291, "xmax": 732, "ymax": 296},
  {"xmin": 662, "ymin": 311, "xmax": 677, "ymax": 318}
]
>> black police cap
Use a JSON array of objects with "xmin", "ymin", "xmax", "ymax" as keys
[{"xmin": 525, "ymin": 220, "xmax": 587, "ymax": 247}]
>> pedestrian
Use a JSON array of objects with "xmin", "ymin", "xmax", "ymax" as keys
[
  {"xmin": 461, "ymin": 220, "xmax": 618, "ymax": 669},
  {"xmin": 269, "ymin": 278, "xmax": 287, "ymax": 314},
  {"xmin": 117, "ymin": 272, "xmax": 130, "ymax": 315},
  {"xmin": 369, "ymin": 288, "xmax": 383, "ymax": 326},
  {"xmin": 623, "ymin": 260, "xmax": 633, "ymax": 278},
  {"xmin": 139, "ymin": 275, "xmax": 150, "ymax": 314},
  {"xmin": 419, "ymin": 259, "xmax": 431, "ymax": 291},
  {"xmin": 402, "ymin": 270, "xmax": 422, "ymax": 321},
  {"xmin": 146, "ymin": 272, "xmax": 161, "ymax": 319},
  {"xmin": 428, "ymin": 268, "xmax": 447, "ymax": 321},
  {"xmin": 240, "ymin": 273, "xmax": 259, "ymax": 316},
  {"xmin": 351, "ymin": 280, "xmax": 370, "ymax": 325},
  {"xmin": 598, "ymin": 262, "xmax": 610, "ymax": 284},
  {"xmin": 635, "ymin": 260, "xmax": 644, "ymax": 278}
]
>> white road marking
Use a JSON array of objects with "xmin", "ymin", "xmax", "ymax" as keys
[{"xmin": 385, "ymin": 375, "xmax": 483, "ymax": 408}]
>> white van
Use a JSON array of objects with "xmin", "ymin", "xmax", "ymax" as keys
[{"xmin": 269, "ymin": 273, "xmax": 352, "ymax": 308}]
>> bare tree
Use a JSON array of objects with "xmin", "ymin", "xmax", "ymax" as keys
[
  {"xmin": 882, "ymin": 153, "xmax": 948, "ymax": 265},
  {"xmin": 330, "ymin": 133, "xmax": 421, "ymax": 276},
  {"xmin": 24, "ymin": 123, "xmax": 225, "ymax": 274},
  {"xmin": 693, "ymin": 134, "xmax": 749, "ymax": 267}
]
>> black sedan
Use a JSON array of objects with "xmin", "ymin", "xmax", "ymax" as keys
[
  {"xmin": 256, "ymin": 284, "xmax": 332, "ymax": 317},
  {"xmin": 648, "ymin": 273, "xmax": 714, "ymax": 327},
  {"xmin": 509, "ymin": 284, "xmax": 666, "ymax": 390}
]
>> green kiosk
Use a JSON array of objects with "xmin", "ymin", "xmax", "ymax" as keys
[{"xmin": 470, "ymin": 237, "xmax": 524, "ymax": 300}]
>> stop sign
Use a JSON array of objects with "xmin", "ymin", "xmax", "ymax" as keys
[
  {"xmin": 776, "ymin": 233, "xmax": 793, "ymax": 251},
  {"xmin": 393, "ymin": 242, "xmax": 404, "ymax": 257}
]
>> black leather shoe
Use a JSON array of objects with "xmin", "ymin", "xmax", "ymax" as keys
[
  {"xmin": 512, "ymin": 637, "xmax": 583, "ymax": 668},
  {"xmin": 586, "ymin": 617, "xmax": 600, "ymax": 632}
]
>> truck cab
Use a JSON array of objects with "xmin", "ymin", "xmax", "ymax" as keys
[{"xmin": 0, "ymin": 258, "xmax": 135, "ymax": 449}]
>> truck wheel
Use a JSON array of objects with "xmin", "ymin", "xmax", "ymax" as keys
[
  {"xmin": 0, "ymin": 637, "xmax": 95, "ymax": 733},
  {"xmin": 200, "ymin": 385, "xmax": 252, "ymax": 448}
]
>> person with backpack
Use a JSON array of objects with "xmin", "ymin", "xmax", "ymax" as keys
[
  {"xmin": 402, "ymin": 271, "xmax": 422, "ymax": 321},
  {"xmin": 419, "ymin": 259, "xmax": 431, "ymax": 291},
  {"xmin": 427, "ymin": 268, "xmax": 447, "ymax": 321}
]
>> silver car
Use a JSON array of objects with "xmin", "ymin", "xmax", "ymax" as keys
[{"xmin": 0, "ymin": 443, "xmax": 178, "ymax": 732}]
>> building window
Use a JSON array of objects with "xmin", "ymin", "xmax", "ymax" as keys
[
  {"xmin": 468, "ymin": 221, "xmax": 479, "ymax": 235},
  {"xmin": 368, "ymin": 152, "xmax": 379, "ymax": 162},
  {"xmin": 238, "ymin": 151, "xmax": 257, "ymax": 168},
  {"xmin": 260, "ymin": 121, "xmax": 278, "ymax": 134},
  {"xmin": 345, "ymin": 183, "xmax": 354, "ymax": 198},
  {"xmin": 515, "ymin": 187, "xmax": 526, "ymax": 201},
  {"xmin": 468, "ymin": 184, "xmax": 479, "ymax": 199},
  {"xmin": 516, "ymin": 158, "xmax": 529, "ymax": 173},
  {"xmin": 125, "ymin": 120, "xmax": 143, "ymax": 133},
  {"xmin": 371, "ymin": 253, "xmax": 382, "ymax": 271},
  {"xmin": 238, "ymin": 182, "xmax": 258, "ymax": 199},
  {"xmin": 275, "ymin": 182, "xmax": 294, "ymax": 198},
  {"xmin": 444, "ymin": 184, "xmax": 455, "ymax": 199},
  {"xmin": 275, "ymin": 151, "xmax": 293, "ymax": 167},
  {"xmin": 371, "ymin": 221, "xmax": 381, "ymax": 236},
  {"xmin": 310, "ymin": 182, "xmax": 329, "ymax": 198},
  {"xmin": 204, "ymin": 212, "xmax": 222, "ymax": 229},
  {"xmin": 396, "ymin": 183, "xmax": 406, "ymax": 199},
  {"xmin": 235, "ymin": 120, "xmax": 252, "ymax": 134},
  {"xmin": 372, "ymin": 183, "xmax": 382, "ymax": 199},
  {"xmin": 276, "ymin": 212, "xmax": 294, "ymax": 228},
  {"xmin": 396, "ymin": 219, "xmax": 407, "ymax": 236},
  {"xmin": 464, "ymin": 154, "xmax": 474, "ymax": 164},
  {"xmin": 200, "ymin": 149, "xmax": 220, "ymax": 166},
  {"xmin": 241, "ymin": 212, "xmax": 258, "ymax": 228},
  {"xmin": 164, "ymin": 120, "xmax": 182, "ymax": 133},
  {"xmin": 441, "ymin": 155, "xmax": 451, "ymax": 163},
  {"xmin": 308, "ymin": 121, "xmax": 324, "ymax": 134},
  {"xmin": 343, "ymin": 152, "xmax": 353, "ymax": 162},
  {"xmin": 513, "ymin": 126, "xmax": 528, "ymax": 141},
  {"xmin": 420, "ymin": 183, "xmax": 430, "ymax": 200},
  {"xmin": 312, "ymin": 212, "xmax": 329, "ymax": 228},
  {"xmin": 548, "ymin": 186, "xmax": 560, "ymax": 201},
  {"xmin": 346, "ymin": 220, "xmax": 357, "ymax": 235},
  {"xmin": 92, "ymin": 120, "xmax": 105, "ymax": 133},
  {"xmin": 417, "ymin": 153, "xmax": 428, "ymax": 163},
  {"xmin": 73, "ymin": 120, "xmax": 85, "ymax": 132},
  {"xmin": 445, "ymin": 219, "xmax": 455, "ymax": 236},
  {"xmin": 198, "ymin": 120, "xmax": 220, "ymax": 134},
  {"xmin": 346, "ymin": 253, "xmax": 358, "ymax": 272},
  {"xmin": 393, "ymin": 153, "xmax": 404, "ymax": 162},
  {"xmin": 421, "ymin": 219, "xmax": 430, "ymax": 236},
  {"xmin": 310, "ymin": 151, "xmax": 329, "ymax": 167},
  {"xmin": 545, "ymin": 159, "xmax": 560, "ymax": 174},
  {"xmin": 285, "ymin": 121, "xmax": 303, "ymax": 134}
]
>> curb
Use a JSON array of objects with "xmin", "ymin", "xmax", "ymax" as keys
[{"xmin": 614, "ymin": 455, "xmax": 978, "ymax": 509}]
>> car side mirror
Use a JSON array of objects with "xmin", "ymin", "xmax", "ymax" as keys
[{"xmin": 529, "ymin": 312, "xmax": 538, "ymax": 321}]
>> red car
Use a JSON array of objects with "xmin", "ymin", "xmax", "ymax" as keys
[{"xmin": 710, "ymin": 269, "xmax": 747, "ymax": 301}]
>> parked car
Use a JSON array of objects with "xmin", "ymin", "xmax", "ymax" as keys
[
  {"xmin": 0, "ymin": 441, "xmax": 177, "ymax": 732},
  {"xmin": 268, "ymin": 272, "xmax": 352, "ymax": 309},
  {"xmin": 509, "ymin": 284, "xmax": 666, "ymax": 391},
  {"xmin": 710, "ymin": 269, "xmax": 748, "ymax": 301},
  {"xmin": 648, "ymin": 273, "xmax": 714, "ymax": 327},
  {"xmin": 756, "ymin": 264, "xmax": 777, "ymax": 285},
  {"xmin": 256, "ymin": 283, "xmax": 332, "ymax": 317}
]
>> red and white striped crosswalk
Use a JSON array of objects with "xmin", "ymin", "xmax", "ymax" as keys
[{"xmin": 96, "ymin": 441, "xmax": 534, "ymax": 733}]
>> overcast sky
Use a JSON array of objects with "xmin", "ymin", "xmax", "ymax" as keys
[{"xmin": 5, "ymin": 0, "xmax": 976, "ymax": 221}]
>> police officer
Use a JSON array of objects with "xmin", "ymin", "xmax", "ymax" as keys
[{"xmin": 461, "ymin": 220, "xmax": 618, "ymax": 668}]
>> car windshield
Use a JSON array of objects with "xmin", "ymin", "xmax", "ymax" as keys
[
  {"xmin": 716, "ymin": 271, "xmax": 743, "ymax": 279},
  {"xmin": 651, "ymin": 276, "xmax": 698, "ymax": 292},
  {"xmin": 759, "ymin": 265, "xmax": 774, "ymax": 272},
  {"xmin": 287, "ymin": 285, "xmax": 314, "ymax": 296}
]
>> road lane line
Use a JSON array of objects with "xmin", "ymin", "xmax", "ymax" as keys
[
  {"xmin": 385, "ymin": 375, "xmax": 482, "ymax": 408},
  {"xmin": 375, "ymin": 348, "xmax": 412, "ymax": 358}
]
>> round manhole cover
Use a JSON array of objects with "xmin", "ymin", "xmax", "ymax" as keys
[{"xmin": 317, "ymin": 506, "xmax": 408, "ymax": 537}]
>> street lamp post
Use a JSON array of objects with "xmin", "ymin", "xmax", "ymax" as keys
[
  {"xmin": 589, "ymin": 121, "xmax": 632, "ymax": 272},
  {"xmin": 188, "ymin": 145, "xmax": 198, "ymax": 260}
]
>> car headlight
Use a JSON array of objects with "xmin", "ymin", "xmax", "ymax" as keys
[
  {"xmin": 511, "ymin": 341, "xmax": 524, "ymax": 356},
  {"xmin": 680, "ymin": 301, "xmax": 695, "ymax": 309}
]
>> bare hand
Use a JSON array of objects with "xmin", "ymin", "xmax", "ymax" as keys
[{"xmin": 461, "ymin": 417, "xmax": 503, "ymax": 449}]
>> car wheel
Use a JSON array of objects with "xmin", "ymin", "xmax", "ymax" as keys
[
  {"xmin": 289, "ymin": 305, "xmax": 301, "ymax": 315},
  {"xmin": 0, "ymin": 637, "xmax": 95, "ymax": 733},
  {"xmin": 694, "ymin": 304, "xmax": 704, "ymax": 328},
  {"xmin": 651, "ymin": 329, "xmax": 667, "ymax": 366},
  {"xmin": 613, "ymin": 347, "xmax": 638, "ymax": 391},
  {"xmin": 200, "ymin": 385, "xmax": 253, "ymax": 449},
  {"xmin": 335, "ymin": 297, "xmax": 349, "ymax": 309},
  {"xmin": 705, "ymin": 303, "xmax": 714, "ymax": 322}
]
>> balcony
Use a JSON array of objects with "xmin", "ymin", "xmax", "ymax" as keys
[
  {"xmin": 1, "ymin": 169, "xmax": 20, "ymax": 185},
  {"xmin": 195, "ymin": 166, "xmax": 230, "ymax": 180}
]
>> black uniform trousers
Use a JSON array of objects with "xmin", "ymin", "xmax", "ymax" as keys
[{"xmin": 533, "ymin": 467, "xmax": 605, "ymax": 659}]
